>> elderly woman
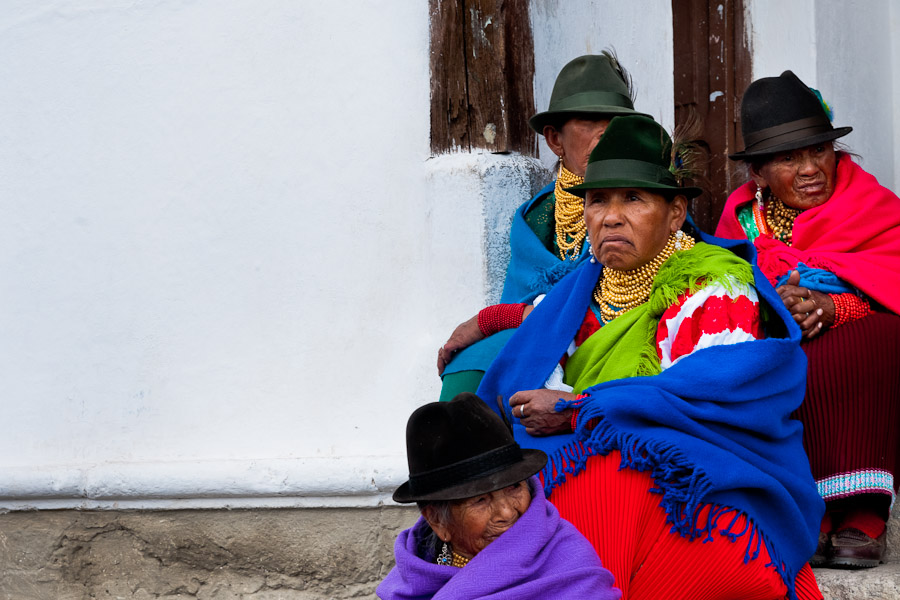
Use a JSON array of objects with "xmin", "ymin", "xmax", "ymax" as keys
[
  {"xmin": 378, "ymin": 393, "xmax": 620, "ymax": 599},
  {"xmin": 716, "ymin": 70, "xmax": 900, "ymax": 568},
  {"xmin": 476, "ymin": 115, "xmax": 824, "ymax": 599},
  {"xmin": 438, "ymin": 52, "xmax": 647, "ymax": 400}
]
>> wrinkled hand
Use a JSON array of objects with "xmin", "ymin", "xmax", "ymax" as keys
[
  {"xmin": 775, "ymin": 270, "xmax": 835, "ymax": 340},
  {"xmin": 509, "ymin": 389, "xmax": 577, "ymax": 436},
  {"xmin": 437, "ymin": 314, "xmax": 484, "ymax": 375}
]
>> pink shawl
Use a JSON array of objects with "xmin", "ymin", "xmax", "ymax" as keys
[{"xmin": 716, "ymin": 155, "xmax": 900, "ymax": 314}]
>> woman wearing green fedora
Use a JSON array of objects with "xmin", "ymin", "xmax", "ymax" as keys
[
  {"xmin": 437, "ymin": 52, "xmax": 648, "ymax": 401},
  {"xmin": 717, "ymin": 70, "xmax": 900, "ymax": 569},
  {"xmin": 476, "ymin": 115, "xmax": 824, "ymax": 599}
]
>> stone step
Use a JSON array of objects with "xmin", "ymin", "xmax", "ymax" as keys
[
  {"xmin": 813, "ymin": 502, "xmax": 899, "ymax": 599},
  {"xmin": 815, "ymin": 562, "xmax": 900, "ymax": 599}
]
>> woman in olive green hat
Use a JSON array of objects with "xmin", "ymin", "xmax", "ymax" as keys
[
  {"xmin": 438, "ymin": 52, "xmax": 648, "ymax": 401},
  {"xmin": 475, "ymin": 114, "xmax": 825, "ymax": 599}
]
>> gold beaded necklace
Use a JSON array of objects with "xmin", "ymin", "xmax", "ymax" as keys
[
  {"xmin": 593, "ymin": 231, "xmax": 695, "ymax": 324},
  {"xmin": 765, "ymin": 195, "xmax": 803, "ymax": 246},
  {"xmin": 450, "ymin": 550, "xmax": 470, "ymax": 568},
  {"xmin": 554, "ymin": 162, "xmax": 586, "ymax": 261}
]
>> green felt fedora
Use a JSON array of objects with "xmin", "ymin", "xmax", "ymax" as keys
[
  {"xmin": 567, "ymin": 115, "xmax": 703, "ymax": 198},
  {"xmin": 529, "ymin": 53, "xmax": 649, "ymax": 134}
]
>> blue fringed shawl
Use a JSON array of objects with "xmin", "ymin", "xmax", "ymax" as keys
[
  {"xmin": 476, "ymin": 235, "xmax": 823, "ymax": 598},
  {"xmin": 500, "ymin": 182, "xmax": 592, "ymax": 303}
]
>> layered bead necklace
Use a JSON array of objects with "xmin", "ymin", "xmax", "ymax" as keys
[
  {"xmin": 593, "ymin": 230, "xmax": 695, "ymax": 324},
  {"xmin": 450, "ymin": 550, "xmax": 470, "ymax": 568},
  {"xmin": 554, "ymin": 162, "xmax": 586, "ymax": 261},
  {"xmin": 764, "ymin": 195, "xmax": 803, "ymax": 245}
]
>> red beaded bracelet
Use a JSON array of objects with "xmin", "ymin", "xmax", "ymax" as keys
[
  {"xmin": 829, "ymin": 293, "xmax": 871, "ymax": 328},
  {"xmin": 570, "ymin": 407, "xmax": 579, "ymax": 433},
  {"xmin": 477, "ymin": 303, "xmax": 527, "ymax": 337}
]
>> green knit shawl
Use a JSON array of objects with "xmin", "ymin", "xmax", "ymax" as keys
[{"xmin": 564, "ymin": 242, "xmax": 755, "ymax": 394}]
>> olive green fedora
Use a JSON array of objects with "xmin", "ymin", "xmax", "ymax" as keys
[
  {"xmin": 567, "ymin": 115, "xmax": 703, "ymax": 198},
  {"xmin": 529, "ymin": 53, "xmax": 649, "ymax": 134}
]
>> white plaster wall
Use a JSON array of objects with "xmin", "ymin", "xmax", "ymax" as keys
[
  {"xmin": 529, "ymin": 0, "xmax": 675, "ymax": 168},
  {"xmin": 744, "ymin": 0, "xmax": 897, "ymax": 190},
  {"xmin": 0, "ymin": 1, "xmax": 436, "ymax": 507},
  {"xmin": 745, "ymin": 0, "xmax": 818, "ymax": 85},
  {"xmin": 0, "ymin": 1, "xmax": 684, "ymax": 510},
  {"xmin": 815, "ymin": 0, "xmax": 895, "ymax": 189},
  {"xmin": 894, "ymin": 3, "xmax": 900, "ymax": 191}
]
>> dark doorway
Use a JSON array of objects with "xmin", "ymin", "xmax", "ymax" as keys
[{"xmin": 673, "ymin": 0, "xmax": 751, "ymax": 233}]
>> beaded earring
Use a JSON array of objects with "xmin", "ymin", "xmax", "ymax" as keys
[
  {"xmin": 674, "ymin": 229, "xmax": 685, "ymax": 251},
  {"xmin": 437, "ymin": 542, "xmax": 452, "ymax": 565}
]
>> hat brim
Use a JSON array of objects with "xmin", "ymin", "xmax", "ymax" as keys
[
  {"xmin": 567, "ymin": 178, "xmax": 703, "ymax": 199},
  {"xmin": 728, "ymin": 126, "xmax": 852, "ymax": 161},
  {"xmin": 391, "ymin": 448, "xmax": 547, "ymax": 504},
  {"xmin": 529, "ymin": 106, "xmax": 651, "ymax": 135}
]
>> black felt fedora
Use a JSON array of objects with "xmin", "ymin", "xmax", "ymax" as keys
[
  {"xmin": 529, "ymin": 53, "xmax": 649, "ymax": 134},
  {"xmin": 567, "ymin": 114, "xmax": 702, "ymax": 199},
  {"xmin": 729, "ymin": 70, "xmax": 852, "ymax": 160},
  {"xmin": 392, "ymin": 393, "xmax": 547, "ymax": 504}
]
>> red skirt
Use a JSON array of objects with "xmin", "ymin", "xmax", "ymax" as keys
[
  {"xmin": 794, "ymin": 312, "xmax": 900, "ymax": 515},
  {"xmin": 548, "ymin": 451, "xmax": 822, "ymax": 600}
]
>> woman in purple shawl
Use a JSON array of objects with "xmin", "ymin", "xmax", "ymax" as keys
[{"xmin": 378, "ymin": 393, "xmax": 620, "ymax": 600}]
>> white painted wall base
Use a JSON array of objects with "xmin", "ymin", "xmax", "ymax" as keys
[{"xmin": 0, "ymin": 456, "xmax": 406, "ymax": 510}]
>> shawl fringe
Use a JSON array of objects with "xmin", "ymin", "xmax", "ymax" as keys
[{"xmin": 548, "ymin": 397, "xmax": 799, "ymax": 599}]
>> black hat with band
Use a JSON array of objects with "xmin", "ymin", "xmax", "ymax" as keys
[
  {"xmin": 392, "ymin": 393, "xmax": 547, "ymax": 503},
  {"xmin": 566, "ymin": 115, "xmax": 702, "ymax": 199},
  {"xmin": 729, "ymin": 70, "xmax": 852, "ymax": 161},
  {"xmin": 529, "ymin": 54, "xmax": 649, "ymax": 134}
]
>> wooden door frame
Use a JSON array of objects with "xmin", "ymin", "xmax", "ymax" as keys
[{"xmin": 673, "ymin": 0, "xmax": 751, "ymax": 233}]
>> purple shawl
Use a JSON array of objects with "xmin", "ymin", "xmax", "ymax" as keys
[{"xmin": 377, "ymin": 477, "xmax": 620, "ymax": 600}]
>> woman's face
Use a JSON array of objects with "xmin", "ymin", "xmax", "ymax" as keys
[
  {"xmin": 426, "ymin": 480, "xmax": 531, "ymax": 559},
  {"xmin": 584, "ymin": 188, "xmax": 687, "ymax": 271},
  {"xmin": 751, "ymin": 142, "xmax": 837, "ymax": 210},
  {"xmin": 544, "ymin": 118, "xmax": 611, "ymax": 177}
]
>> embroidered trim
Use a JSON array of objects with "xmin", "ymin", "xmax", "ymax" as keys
[{"xmin": 817, "ymin": 470, "xmax": 896, "ymax": 508}]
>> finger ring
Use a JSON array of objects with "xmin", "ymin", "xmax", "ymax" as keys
[{"xmin": 519, "ymin": 405, "xmax": 525, "ymax": 418}]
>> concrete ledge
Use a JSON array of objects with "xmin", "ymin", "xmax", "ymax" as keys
[
  {"xmin": 815, "ymin": 562, "xmax": 900, "ymax": 600},
  {"xmin": 2, "ymin": 502, "xmax": 896, "ymax": 599},
  {"xmin": 0, "ymin": 506, "xmax": 420, "ymax": 600}
]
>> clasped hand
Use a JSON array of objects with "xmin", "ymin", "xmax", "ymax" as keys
[{"xmin": 776, "ymin": 270, "xmax": 835, "ymax": 340}]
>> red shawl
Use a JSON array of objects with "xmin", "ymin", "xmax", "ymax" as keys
[{"xmin": 716, "ymin": 155, "xmax": 900, "ymax": 314}]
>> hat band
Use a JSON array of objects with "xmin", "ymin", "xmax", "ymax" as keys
[
  {"xmin": 743, "ymin": 116, "xmax": 832, "ymax": 150},
  {"xmin": 583, "ymin": 159, "xmax": 677, "ymax": 187},
  {"xmin": 550, "ymin": 90, "xmax": 634, "ymax": 112},
  {"xmin": 407, "ymin": 443, "xmax": 523, "ymax": 498}
]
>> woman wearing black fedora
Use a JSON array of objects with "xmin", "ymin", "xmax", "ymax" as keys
[
  {"xmin": 377, "ymin": 393, "xmax": 620, "ymax": 600},
  {"xmin": 475, "ymin": 115, "xmax": 824, "ymax": 599},
  {"xmin": 438, "ymin": 51, "xmax": 648, "ymax": 401},
  {"xmin": 717, "ymin": 70, "xmax": 900, "ymax": 569}
]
